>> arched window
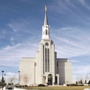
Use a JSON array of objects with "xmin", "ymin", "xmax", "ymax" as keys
[{"xmin": 48, "ymin": 74, "xmax": 53, "ymax": 85}]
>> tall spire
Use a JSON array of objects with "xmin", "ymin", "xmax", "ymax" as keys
[
  {"xmin": 44, "ymin": 6, "xmax": 48, "ymax": 25},
  {"xmin": 42, "ymin": 6, "xmax": 50, "ymax": 40}
]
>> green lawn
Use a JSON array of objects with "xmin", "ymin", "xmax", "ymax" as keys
[{"xmin": 21, "ymin": 86, "xmax": 90, "ymax": 90}]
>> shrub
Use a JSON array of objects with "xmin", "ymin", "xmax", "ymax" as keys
[
  {"xmin": 8, "ymin": 83, "xmax": 13, "ymax": 85},
  {"xmin": 54, "ymin": 82, "xmax": 57, "ymax": 85},
  {"xmin": 67, "ymin": 84, "xmax": 83, "ymax": 86},
  {"xmin": 15, "ymin": 85, "xmax": 22, "ymax": 87},
  {"xmin": 67, "ymin": 84, "xmax": 77, "ymax": 86},
  {"xmin": 24, "ymin": 85, "xmax": 28, "ymax": 87},
  {"xmin": 38, "ymin": 84, "xmax": 45, "ymax": 87}
]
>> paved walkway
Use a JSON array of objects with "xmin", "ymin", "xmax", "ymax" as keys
[
  {"xmin": 84, "ymin": 88, "xmax": 90, "ymax": 90},
  {"xmin": 0, "ymin": 87, "xmax": 26, "ymax": 90}
]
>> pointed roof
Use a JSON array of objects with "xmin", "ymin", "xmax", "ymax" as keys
[{"xmin": 44, "ymin": 6, "xmax": 48, "ymax": 25}]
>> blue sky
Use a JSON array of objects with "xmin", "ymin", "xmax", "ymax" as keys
[{"xmin": 0, "ymin": 0, "xmax": 90, "ymax": 83}]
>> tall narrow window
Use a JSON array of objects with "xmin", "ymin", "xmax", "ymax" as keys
[
  {"xmin": 43, "ymin": 45, "xmax": 44, "ymax": 74},
  {"xmin": 45, "ymin": 48, "xmax": 49, "ymax": 72},
  {"xmin": 46, "ymin": 30, "xmax": 47, "ymax": 35},
  {"xmin": 48, "ymin": 49, "xmax": 49, "ymax": 72},
  {"xmin": 45, "ymin": 48, "xmax": 47, "ymax": 72},
  {"xmin": 57, "ymin": 62, "xmax": 58, "ymax": 67}
]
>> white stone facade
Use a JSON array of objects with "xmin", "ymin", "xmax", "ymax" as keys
[{"xmin": 19, "ymin": 6, "xmax": 72, "ymax": 86}]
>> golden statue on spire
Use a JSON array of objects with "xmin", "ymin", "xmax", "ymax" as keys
[{"xmin": 45, "ymin": 5, "xmax": 47, "ymax": 12}]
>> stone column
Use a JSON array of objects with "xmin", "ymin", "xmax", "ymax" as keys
[
  {"xmin": 57, "ymin": 75, "xmax": 59, "ymax": 85},
  {"xmin": 42, "ymin": 76, "xmax": 43, "ymax": 84},
  {"xmin": 46, "ymin": 75, "xmax": 48, "ymax": 84}
]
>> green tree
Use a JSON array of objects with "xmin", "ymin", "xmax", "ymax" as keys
[{"xmin": 0, "ymin": 77, "xmax": 6, "ymax": 86}]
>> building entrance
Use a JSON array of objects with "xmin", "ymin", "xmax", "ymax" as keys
[{"xmin": 48, "ymin": 74, "xmax": 53, "ymax": 85}]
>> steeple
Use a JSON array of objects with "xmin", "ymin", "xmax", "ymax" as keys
[
  {"xmin": 44, "ymin": 6, "xmax": 48, "ymax": 25},
  {"xmin": 42, "ymin": 6, "xmax": 50, "ymax": 40}
]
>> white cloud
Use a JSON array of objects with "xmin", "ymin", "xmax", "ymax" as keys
[
  {"xmin": 73, "ymin": 65, "xmax": 90, "ymax": 74},
  {"xmin": 78, "ymin": 0, "xmax": 90, "ymax": 10},
  {"xmin": 0, "ymin": 17, "xmax": 41, "ymax": 70},
  {"xmin": 49, "ymin": 0, "xmax": 90, "ymax": 26},
  {"xmin": 52, "ymin": 27, "xmax": 90, "ymax": 58},
  {"xmin": 6, "ymin": 72, "xmax": 18, "ymax": 76},
  {"xmin": 8, "ymin": 18, "xmax": 40, "ymax": 34},
  {"xmin": 10, "ymin": 37, "xmax": 14, "ymax": 45},
  {"xmin": 0, "ymin": 42, "xmax": 38, "ymax": 68},
  {"xmin": 78, "ymin": 0, "xmax": 85, "ymax": 4},
  {"xmin": 49, "ymin": 0, "xmax": 71, "ymax": 14},
  {"xmin": 70, "ymin": 60, "xmax": 80, "ymax": 63},
  {"xmin": 60, "ymin": 27, "xmax": 72, "ymax": 31},
  {"xmin": 10, "ymin": 38, "xmax": 14, "ymax": 41}
]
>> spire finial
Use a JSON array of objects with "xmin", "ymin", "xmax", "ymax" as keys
[{"xmin": 44, "ymin": 6, "xmax": 48, "ymax": 25}]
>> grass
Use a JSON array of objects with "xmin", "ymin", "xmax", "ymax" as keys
[{"xmin": 20, "ymin": 86, "xmax": 90, "ymax": 90}]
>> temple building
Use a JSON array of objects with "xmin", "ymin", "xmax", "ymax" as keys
[{"xmin": 19, "ymin": 6, "xmax": 72, "ymax": 86}]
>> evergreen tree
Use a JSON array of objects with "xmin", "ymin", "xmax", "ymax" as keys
[{"xmin": 0, "ymin": 77, "xmax": 6, "ymax": 86}]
